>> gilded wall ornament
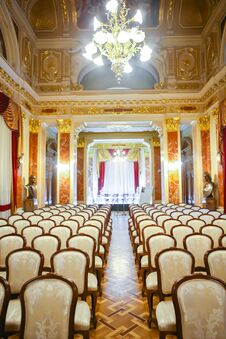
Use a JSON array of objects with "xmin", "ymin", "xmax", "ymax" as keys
[
  {"xmin": 166, "ymin": 118, "xmax": 180, "ymax": 132},
  {"xmin": 57, "ymin": 119, "xmax": 71, "ymax": 133},
  {"xmin": 198, "ymin": 115, "xmax": 210, "ymax": 131},
  {"xmin": 77, "ymin": 137, "xmax": 85, "ymax": 148},
  {"xmin": 22, "ymin": 37, "xmax": 32, "ymax": 78},
  {"xmin": 40, "ymin": 51, "xmax": 61, "ymax": 82},
  {"xmin": 29, "ymin": 119, "xmax": 40, "ymax": 133},
  {"xmin": 206, "ymin": 34, "xmax": 216, "ymax": 74},
  {"xmin": 152, "ymin": 138, "xmax": 161, "ymax": 147},
  {"xmin": 176, "ymin": 48, "xmax": 198, "ymax": 80}
]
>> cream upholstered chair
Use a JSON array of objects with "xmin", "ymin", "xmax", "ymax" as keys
[
  {"xmin": 21, "ymin": 211, "xmax": 34, "ymax": 219},
  {"xmin": 199, "ymin": 213, "xmax": 214, "ymax": 224},
  {"xmin": 0, "ymin": 218, "xmax": 7, "ymax": 226},
  {"xmin": 200, "ymin": 225, "xmax": 224, "ymax": 247},
  {"xmin": 184, "ymin": 233, "xmax": 213, "ymax": 271},
  {"xmin": 156, "ymin": 214, "xmax": 172, "ymax": 227},
  {"xmin": 59, "ymin": 211, "xmax": 72, "ymax": 220},
  {"xmin": 61, "ymin": 219, "xmax": 80, "ymax": 235},
  {"xmin": 171, "ymin": 225, "xmax": 194, "ymax": 248},
  {"xmin": 77, "ymin": 211, "xmax": 90, "ymax": 222},
  {"xmin": 177, "ymin": 214, "xmax": 193, "ymax": 225},
  {"xmin": 32, "ymin": 234, "xmax": 60, "ymax": 272},
  {"xmin": 40, "ymin": 211, "xmax": 53, "ymax": 219},
  {"xmin": 172, "ymin": 274, "xmax": 226, "ymax": 339},
  {"xmin": 152, "ymin": 211, "xmax": 165, "ymax": 222},
  {"xmin": 0, "ymin": 225, "xmax": 17, "ymax": 238},
  {"xmin": 145, "ymin": 234, "xmax": 176, "ymax": 324},
  {"xmin": 21, "ymin": 225, "xmax": 44, "ymax": 246},
  {"xmin": 213, "ymin": 218, "xmax": 226, "ymax": 231},
  {"xmin": 0, "ymin": 234, "xmax": 26, "ymax": 277},
  {"xmin": 49, "ymin": 215, "xmax": 65, "ymax": 226},
  {"xmin": 208, "ymin": 210, "xmax": 222, "ymax": 218},
  {"xmin": 219, "ymin": 234, "xmax": 226, "ymax": 247},
  {"xmin": 51, "ymin": 250, "xmax": 91, "ymax": 337},
  {"xmin": 0, "ymin": 276, "xmax": 10, "ymax": 338},
  {"xmin": 12, "ymin": 219, "xmax": 31, "ymax": 234},
  {"xmin": 189, "ymin": 211, "xmax": 202, "ymax": 218},
  {"xmin": 20, "ymin": 273, "xmax": 78, "ymax": 339},
  {"xmin": 67, "ymin": 234, "xmax": 98, "ymax": 327},
  {"xmin": 50, "ymin": 208, "xmax": 60, "ymax": 215},
  {"xmin": 33, "ymin": 208, "xmax": 44, "ymax": 215},
  {"xmin": 8, "ymin": 214, "xmax": 23, "ymax": 225},
  {"xmin": 162, "ymin": 219, "xmax": 181, "ymax": 234},
  {"xmin": 37, "ymin": 219, "xmax": 56, "ymax": 233},
  {"xmin": 155, "ymin": 248, "xmax": 195, "ymax": 337},
  {"xmin": 6, "ymin": 248, "xmax": 44, "ymax": 297},
  {"xmin": 27, "ymin": 214, "xmax": 43, "ymax": 225},
  {"xmin": 50, "ymin": 226, "xmax": 72, "ymax": 249},
  {"xmin": 70, "ymin": 215, "xmax": 85, "ymax": 227},
  {"xmin": 205, "ymin": 247, "xmax": 226, "ymax": 283},
  {"xmin": 186, "ymin": 218, "xmax": 206, "ymax": 232},
  {"xmin": 42, "ymin": 207, "xmax": 51, "ymax": 212},
  {"xmin": 169, "ymin": 212, "xmax": 183, "ymax": 220}
]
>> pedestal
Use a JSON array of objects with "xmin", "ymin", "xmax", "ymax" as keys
[
  {"xmin": 203, "ymin": 197, "xmax": 216, "ymax": 211},
  {"xmin": 24, "ymin": 199, "xmax": 37, "ymax": 212}
]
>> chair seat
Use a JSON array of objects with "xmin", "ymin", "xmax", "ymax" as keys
[
  {"xmin": 99, "ymin": 245, "xmax": 105, "ymax": 254},
  {"xmin": 74, "ymin": 300, "xmax": 91, "ymax": 331},
  {"xmin": 146, "ymin": 271, "xmax": 158, "ymax": 290},
  {"xmin": 102, "ymin": 236, "xmax": 108, "ymax": 245},
  {"xmin": 156, "ymin": 300, "xmax": 176, "ymax": 332},
  {"xmin": 95, "ymin": 256, "xmax": 103, "ymax": 269},
  {"xmin": 137, "ymin": 244, "xmax": 143, "ymax": 254},
  {"xmin": 134, "ymin": 236, "xmax": 139, "ymax": 244},
  {"xmin": 141, "ymin": 255, "xmax": 148, "ymax": 268},
  {"xmin": 88, "ymin": 273, "xmax": 98, "ymax": 291},
  {"xmin": 5, "ymin": 299, "xmax": 21, "ymax": 332},
  {"xmin": 132, "ymin": 230, "xmax": 137, "ymax": 236}
]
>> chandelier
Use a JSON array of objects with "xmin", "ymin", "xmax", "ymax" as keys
[
  {"xmin": 83, "ymin": 0, "xmax": 152, "ymax": 83},
  {"xmin": 113, "ymin": 149, "xmax": 127, "ymax": 161}
]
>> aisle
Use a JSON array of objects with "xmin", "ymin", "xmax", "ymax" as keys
[{"xmin": 90, "ymin": 212, "xmax": 159, "ymax": 338}]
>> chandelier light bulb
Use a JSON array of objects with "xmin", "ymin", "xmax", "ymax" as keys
[
  {"xmin": 93, "ymin": 17, "xmax": 101, "ymax": 31},
  {"xmin": 117, "ymin": 30, "xmax": 130, "ymax": 43},
  {"xmin": 140, "ymin": 53, "xmax": 151, "ymax": 62},
  {"xmin": 106, "ymin": 0, "xmax": 118, "ymax": 13},
  {"xmin": 133, "ymin": 10, "xmax": 143, "ymax": 24},
  {"xmin": 83, "ymin": 52, "xmax": 93, "ymax": 61},
  {"xmin": 140, "ymin": 45, "xmax": 152, "ymax": 62},
  {"xmin": 124, "ymin": 63, "xmax": 133, "ymax": 73},
  {"xmin": 85, "ymin": 42, "xmax": 97, "ymax": 55},
  {"xmin": 131, "ymin": 31, "xmax": 145, "ymax": 43},
  {"xmin": 93, "ymin": 55, "xmax": 104, "ymax": 66},
  {"xmin": 107, "ymin": 32, "xmax": 115, "ymax": 43},
  {"xmin": 94, "ymin": 31, "xmax": 108, "ymax": 45}
]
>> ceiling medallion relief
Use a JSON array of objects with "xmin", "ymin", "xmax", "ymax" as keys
[
  {"xmin": 40, "ymin": 50, "xmax": 62, "ymax": 82},
  {"xmin": 176, "ymin": 48, "xmax": 199, "ymax": 80}
]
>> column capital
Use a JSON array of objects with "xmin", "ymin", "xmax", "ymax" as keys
[
  {"xmin": 198, "ymin": 115, "xmax": 210, "ymax": 131},
  {"xmin": 166, "ymin": 117, "xmax": 180, "ymax": 132},
  {"xmin": 211, "ymin": 107, "xmax": 219, "ymax": 122},
  {"xmin": 29, "ymin": 119, "xmax": 40, "ymax": 133},
  {"xmin": 57, "ymin": 119, "xmax": 71, "ymax": 133},
  {"xmin": 152, "ymin": 137, "xmax": 161, "ymax": 147}
]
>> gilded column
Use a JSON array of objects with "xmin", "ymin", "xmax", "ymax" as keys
[
  {"xmin": 199, "ymin": 115, "xmax": 211, "ymax": 174},
  {"xmin": 57, "ymin": 119, "xmax": 71, "ymax": 204},
  {"xmin": 152, "ymin": 137, "xmax": 162, "ymax": 201},
  {"xmin": 29, "ymin": 119, "xmax": 40, "ymax": 178},
  {"xmin": 166, "ymin": 118, "xmax": 181, "ymax": 204}
]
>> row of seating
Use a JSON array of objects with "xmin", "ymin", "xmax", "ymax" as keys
[
  {"xmin": 0, "ymin": 203, "xmax": 112, "ymax": 338},
  {"xmin": 128, "ymin": 203, "xmax": 226, "ymax": 338}
]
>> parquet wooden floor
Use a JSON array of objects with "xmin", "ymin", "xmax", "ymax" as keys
[{"xmin": 11, "ymin": 213, "xmax": 176, "ymax": 338}]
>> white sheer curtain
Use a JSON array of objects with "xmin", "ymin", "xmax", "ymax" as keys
[
  {"xmin": 0, "ymin": 116, "xmax": 12, "ymax": 218},
  {"xmin": 102, "ymin": 159, "xmax": 135, "ymax": 195}
]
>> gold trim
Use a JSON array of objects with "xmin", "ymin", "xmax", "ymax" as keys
[
  {"xmin": 152, "ymin": 138, "xmax": 161, "ymax": 147},
  {"xmin": 198, "ymin": 115, "xmax": 210, "ymax": 131},
  {"xmin": 166, "ymin": 118, "xmax": 180, "ymax": 132},
  {"xmin": 212, "ymin": 107, "xmax": 219, "ymax": 122},
  {"xmin": 77, "ymin": 137, "xmax": 85, "ymax": 148},
  {"xmin": 57, "ymin": 119, "xmax": 71, "ymax": 133},
  {"xmin": 29, "ymin": 119, "xmax": 40, "ymax": 133}
]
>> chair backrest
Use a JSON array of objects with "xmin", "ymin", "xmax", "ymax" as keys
[
  {"xmin": 208, "ymin": 210, "xmax": 221, "ymax": 218},
  {"xmin": 67, "ymin": 234, "xmax": 96, "ymax": 271},
  {"xmin": 172, "ymin": 274, "xmax": 226, "ymax": 339},
  {"xmin": 8, "ymin": 214, "xmax": 23, "ymax": 225},
  {"xmin": 49, "ymin": 226, "xmax": 72, "ymax": 249},
  {"xmin": 183, "ymin": 208, "xmax": 193, "ymax": 215},
  {"xmin": 146, "ymin": 234, "xmax": 176, "ymax": 269},
  {"xmin": 0, "ymin": 234, "xmax": 26, "ymax": 269},
  {"xmin": 220, "ymin": 214, "xmax": 226, "ymax": 219},
  {"xmin": 186, "ymin": 218, "xmax": 206, "ymax": 232},
  {"xmin": 0, "ymin": 225, "xmax": 17, "ymax": 238},
  {"xmin": 40, "ymin": 211, "xmax": 53, "ymax": 219},
  {"xmin": 77, "ymin": 211, "xmax": 90, "ymax": 222},
  {"xmin": 6, "ymin": 248, "xmax": 44, "ymax": 295},
  {"xmin": 49, "ymin": 215, "xmax": 65, "ymax": 226},
  {"xmin": 191, "ymin": 206, "xmax": 201, "ymax": 211},
  {"xmin": 13, "ymin": 219, "xmax": 31, "ymax": 234},
  {"xmin": 199, "ymin": 208, "xmax": 210, "ymax": 214},
  {"xmin": 28, "ymin": 215, "xmax": 43, "ymax": 225},
  {"xmin": 212, "ymin": 218, "xmax": 226, "ymax": 231},
  {"xmin": 37, "ymin": 219, "xmax": 56, "ymax": 233},
  {"xmin": 199, "ymin": 214, "xmax": 214, "ymax": 224},
  {"xmin": 219, "ymin": 234, "xmax": 226, "ymax": 247},
  {"xmin": 163, "ymin": 219, "xmax": 182, "ymax": 234},
  {"xmin": 32, "ymin": 234, "xmax": 60, "ymax": 270},
  {"xmin": 51, "ymin": 249, "xmax": 88, "ymax": 297},
  {"xmin": 59, "ymin": 211, "xmax": 72, "ymax": 220},
  {"xmin": 33, "ymin": 208, "xmax": 44, "ymax": 215},
  {"xmin": 200, "ymin": 225, "xmax": 224, "ymax": 247},
  {"xmin": 42, "ymin": 207, "xmax": 51, "ymax": 212},
  {"xmin": 189, "ymin": 211, "xmax": 202, "ymax": 219},
  {"xmin": 171, "ymin": 225, "xmax": 194, "ymax": 248},
  {"xmin": 156, "ymin": 214, "xmax": 172, "ymax": 226},
  {"xmin": 20, "ymin": 273, "xmax": 77, "ymax": 339},
  {"xmin": 78, "ymin": 226, "xmax": 100, "ymax": 252},
  {"xmin": 152, "ymin": 211, "xmax": 165, "ymax": 221},
  {"xmin": 156, "ymin": 248, "xmax": 194, "ymax": 296},
  {"xmin": 60, "ymin": 220, "xmax": 79, "ymax": 235},
  {"xmin": 21, "ymin": 226, "xmax": 44, "ymax": 246},
  {"xmin": 0, "ymin": 277, "xmax": 10, "ymax": 336},
  {"xmin": 50, "ymin": 208, "xmax": 60, "ymax": 215},
  {"xmin": 21, "ymin": 212, "xmax": 34, "ymax": 219},
  {"xmin": 69, "ymin": 215, "xmax": 85, "ymax": 227},
  {"xmin": 0, "ymin": 218, "xmax": 7, "ymax": 226},
  {"xmin": 170, "ymin": 212, "xmax": 183, "ymax": 220},
  {"xmin": 205, "ymin": 248, "xmax": 226, "ymax": 283},
  {"xmin": 177, "ymin": 214, "xmax": 193, "ymax": 225},
  {"xmin": 142, "ymin": 226, "xmax": 164, "ymax": 251},
  {"xmin": 184, "ymin": 233, "xmax": 213, "ymax": 270}
]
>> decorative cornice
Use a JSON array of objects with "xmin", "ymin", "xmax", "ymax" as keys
[
  {"xmin": 198, "ymin": 115, "xmax": 210, "ymax": 131},
  {"xmin": 77, "ymin": 137, "xmax": 85, "ymax": 148},
  {"xmin": 152, "ymin": 138, "xmax": 161, "ymax": 147},
  {"xmin": 166, "ymin": 118, "xmax": 180, "ymax": 132},
  {"xmin": 29, "ymin": 119, "xmax": 40, "ymax": 133},
  {"xmin": 57, "ymin": 119, "xmax": 71, "ymax": 133}
]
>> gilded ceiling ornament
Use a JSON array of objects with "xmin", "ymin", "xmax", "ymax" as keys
[
  {"xmin": 22, "ymin": 37, "xmax": 32, "ymax": 77},
  {"xmin": 40, "ymin": 51, "xmax": 61, "ymax": 82},
  {"xmin": 29, "ymin": 119, "xmax": 40, "ymax": 133},
  {"xmin": 206, "ymin": 34, "xmax": 216, "ymax": 73},
  {"xmin": 152, "ymin": 138, "xmax": 161, "ymax": 147},
  {"xmin": 198, "ymin": 115, "xmax": 210, "ymax": 131},
  {"xmin": 57, "ymin": 119, "xmax": 71, "ymax": 133},
  {"xmin": 166, "ymin": 118, "xmax": 180, "ymax": 132},
  {"xmin": 176, "ymin": 48, "xmax": 198, "ymax": 80},
  {"xmin": 167, "ymin": 0, "xmax": 175, "ymax": 29},
  {"xmin": 212, "ymin": 107, "xmax": 219, "ymax": 122}
]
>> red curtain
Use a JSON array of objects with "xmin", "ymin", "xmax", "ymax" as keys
[
  {"xmin": 12, "ymin": 131, "xmax": 18, "ymax": 212},
  {"xmin": 223, "ymin": 128, "xmax": 226, "ymax": 213},
  {"xmin": 98, "ymin": 161, "xmax": 105, "ymax": 193},
  {"xmin": 134, "ymin": 161, "xmax": 139, "ymax": 190}
]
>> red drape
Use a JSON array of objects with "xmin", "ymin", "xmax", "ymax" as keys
[
  {"xmin": 134, "ymin": 161, "xmax": 139, "ymax": 190},
  {"xmin": 98, "ymin": 161, "xmax": 105, "ymax": 193},
  {"xmin": 223, "ymin": 127, "xmax": 226, "ymax": 213},
  {"xmin": 12, "ymin": 131, "xmax": 18, "ymax": 212}
]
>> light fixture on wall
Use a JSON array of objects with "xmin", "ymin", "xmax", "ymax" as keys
[
  {"xmin": 113, "ymin": 149, "xmax": 127, "ymax": 161},
  {"xmin": 83, "ymin": 0, "xmax": 152, "ymax": 83}
]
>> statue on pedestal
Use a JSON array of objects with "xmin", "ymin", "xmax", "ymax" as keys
[
  {"xmin": 202, "ymin": 172, "xmax": 216, "ymax": 210},
  {"xmin": 24, "ymin": 175, "xmax": 38, "ymax": 211}
]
